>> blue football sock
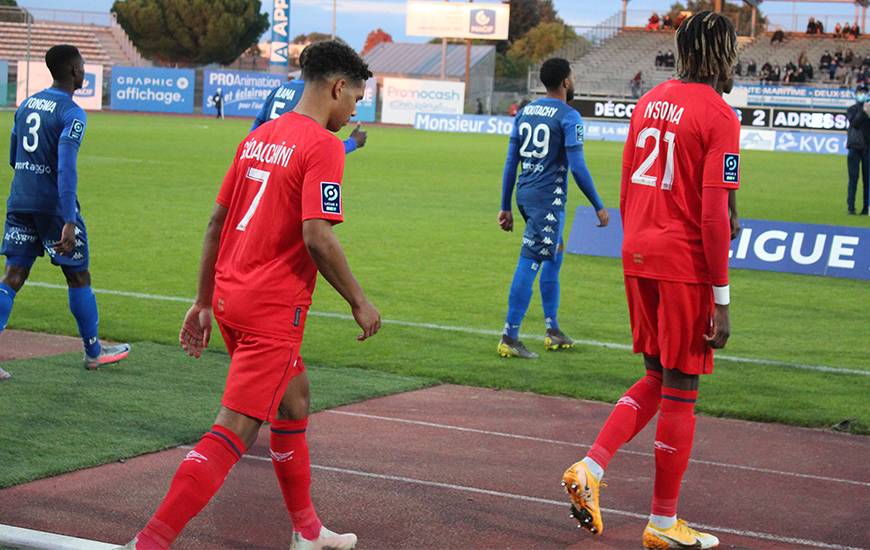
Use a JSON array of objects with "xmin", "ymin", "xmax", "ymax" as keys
[
  {"xmin": 68, "ymin": 286, "xmax": 101, "ymax": 357},
  {"xmin": 540, "ymin": 245, "xmax": 564, "ymax": 330},
  {"xmin": 0, "ymin": 283, "xmax": 16, "ymax": 333},
  {"xmin": 504, "ymin": 255, "xmax": 540, "ymax": 340}
]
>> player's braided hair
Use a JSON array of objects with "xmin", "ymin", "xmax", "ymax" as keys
[
  {"xmin": 301, "ymin": 40, "xmax": 372, "ymax": 83},
  {"xmin": 675, "ymin": 11, "xmax": 737, "ymax": 82}
]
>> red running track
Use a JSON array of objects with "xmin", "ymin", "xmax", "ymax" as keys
[{"xmin": 0, "ymin": 385, "xmax": 867, "ymax": 549}]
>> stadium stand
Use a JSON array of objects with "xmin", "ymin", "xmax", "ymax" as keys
[
  {"xmin": 0, "ymin": 21, "xmax": 144, "ymax": 66},
  {"xmin": 735, "ymin": 33, "xmax": 866, "ymax": 85}
]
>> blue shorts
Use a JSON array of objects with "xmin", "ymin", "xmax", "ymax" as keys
[
  {"xmin": 2, "ymin": 212, "xmax": 90, "ymax": 272},
  {"xmin": 518, "ymin": 205, "xmax": 565, "ymax": 262}
]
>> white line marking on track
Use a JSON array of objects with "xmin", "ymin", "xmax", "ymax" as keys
[
  {"xmin": 0, "ymin": 523, "xmax": 117, "ymax": 549},
  {"xmin": 24, "ymin": 282, "xmax": 869, "ymax": 377},
  {"xmin": 214, "ymin": 451, "xmax": 863, "ymax": 550},
  {"xmin": 325, "ymin": 411, "xmax": 870, "ymax": 488}
]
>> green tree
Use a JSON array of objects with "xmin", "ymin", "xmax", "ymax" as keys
[
  {"xmin": 292, "ymin": 32, "xmax": 333, "ymax": 44},
  {"xmin": 507, "ymin": 21, "xmax": 577, "ymax": 63},
  {"xmin": 503, "ymin": 0, "xmax": 562, "ymax": 52},
  {"xmin": 111, "ymin": 0, "xmax": 269, "ymax": 65},
  {"xmin": 0, "ymin": 0, "xmax": 19, "ymax": 6}
]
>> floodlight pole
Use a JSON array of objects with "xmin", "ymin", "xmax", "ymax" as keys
[
  {"xmin": 332, "ymin": 0, "xmax": 336, "ymax": 39},
  {"xmin": 465, "ymin": 0, "xmax": 472, "ymax": 100}
]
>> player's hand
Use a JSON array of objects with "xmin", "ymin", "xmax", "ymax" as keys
[
  {"xmin": 730, "ymin": 213, "xmax": 741, "ymax": 240},
  {"xmin": 179, "ymin": 303, "xmax": 213, "ymax": 358},
  {"xmin": 703, "ymin": 304, "xmax": 730, "ymax": 349},
  {"xmin": 352, "ymin": 300, "xmax": 381, "ymax": 341},
  {"xmin": 498, "ymin": 210, "xmax": 514, "ymax": 232},
  {"xmin": 596, "ymin": 208, "xmax": 610, "ymax": 227},
  {"xmin": 350, "ymin": 123, "xmax": 367, "ymax": 149},
  {"xmin": 53, "ymin": 223, "xmax": 77, "ymax": 255}
]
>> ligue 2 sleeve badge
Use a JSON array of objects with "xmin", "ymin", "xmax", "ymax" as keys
[
  {"xmin": 723, "ymin": 153, "xmax": 739, "ymax": 184},
  {"xmin": 320, "ymin": 182, "xmax": 341, "ymax": 214}
]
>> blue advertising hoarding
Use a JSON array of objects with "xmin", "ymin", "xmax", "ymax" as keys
[
  {"xmin": 413, "ymin": 113, "xmax": 629, "ymax": 140},
  {"xmin": 567, "ymin": 207, "xmax": 870, "ymax": 281},
  {"xmin": 0, "ymin": 60, "xmax": 7, "ymax": 106},
  {"xmin": 352, "ymin": 79, "xmax": 377, "ymax": 123},
  {"xmin": 111, "ymin": 66, "xmax": 195, "ymax": 113},
  {"xmin": 774, "ymin": 130, "xmax": 847, "ymax": 156},
  {"xmin": 203, "ymin": 70, "xmax": 284, "ymax": 117}
]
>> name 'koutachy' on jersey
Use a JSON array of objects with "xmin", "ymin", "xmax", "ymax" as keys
[
  {"xmin": 620, "ymin": 80, "xmax": 741, "ymax": 285},
  {"xmin": 511, "ymin": 97, "xmax": 585, "ymax": 210},
  {"xmin": 214, "ymin": 112, "xmax": 345, "ymax": 340}
]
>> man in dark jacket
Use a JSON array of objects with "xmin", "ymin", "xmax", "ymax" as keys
[{"xmin": 846, "ymin": 84, "xmax": 870, "ymax": 214}]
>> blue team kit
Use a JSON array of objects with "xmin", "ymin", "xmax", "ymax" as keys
[{"xmin": 3, "ymin": 87, "xmax": 90, "ymax": 271}]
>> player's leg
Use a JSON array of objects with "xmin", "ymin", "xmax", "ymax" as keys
[
  {"xmin": 132, "ymin": 406, "xmax": 261, "ymax": 549},
  {"xmin": 499, "ymin": 206, "xmax": 542, "ymax": 359},
  {"xmin": 540, "ymin": 210, "xmax": 573, "ymax": 350},
  {"xmin": 1, "ymin": 213, "xmax": 42, "ymax": 336},
  {"xmin": 861, "ymin": 149, "xmax": 869, "ymax": 214},
  {"xmin": 562, "ymin": 276, "xmax": 663, "ymax": 535},
  {"xmin": 642, "ymin": 282, "xmax": 718, "ymax": 549},
  {"xmin": 0, "ymin": 261, "xmax": 34, "ymax": 382},
  {"xmin": 270, "ymin": 363, "xmax": 357, "ymax": 550}
]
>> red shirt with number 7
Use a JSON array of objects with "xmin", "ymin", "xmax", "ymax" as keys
[
  {"xmin": 213, "ymin": 111, "xmax": 345, "ymax": 339},
  {"xmin": 620, "ymin": 80, "xmax": 741, "ymax": 285}
]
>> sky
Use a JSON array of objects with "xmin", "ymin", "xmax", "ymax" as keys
[{"xmin": 19, "ymin": 0, "xmax": 862, "ymax": 51}]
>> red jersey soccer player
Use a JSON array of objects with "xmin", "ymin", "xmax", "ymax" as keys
[
  {"xmin": 561, "ymin": 12, "xmax": 740, "ymax": 550},
  {"xmin": 119, "ymin": 41, "xmax": 379, "ymax": 550}
]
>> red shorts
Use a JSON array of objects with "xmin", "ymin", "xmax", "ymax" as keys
[
  {"xmin": 624, "ymin": 276, "xmax": 715, "ymax": 375},
  {"xmin": 217, "ymin": 319, "xmax": 307, "ymax": 422}
]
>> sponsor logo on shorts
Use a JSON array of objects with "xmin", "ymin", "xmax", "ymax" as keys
[
  {"xmin": 320, "ymin": 182, "xmax": 341, "ymax": 214},
  {"xmin": 552, "ymin": 197, "xmax": 563, "ymax": 206},
  {"xmin": 723, "ymin": 153, "xmax": 739, "ymax": 184}
]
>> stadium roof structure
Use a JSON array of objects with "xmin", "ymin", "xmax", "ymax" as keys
[{"xmin": 363, "ymin": 42, "xmax": 495, "ymax": 79}]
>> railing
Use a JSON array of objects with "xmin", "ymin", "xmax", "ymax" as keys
[
  {"xmin": 15, "ymin": 8, "xmax": 114, "ymax": 26},
  {"xmin": 110, "ymin": 12, "xmax": 148, "ymax": 67}
]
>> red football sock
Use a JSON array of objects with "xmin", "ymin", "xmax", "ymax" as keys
[
  {"xmin": 271, "ymin": 418, "xmax": 322, "ymax": 541},
  {"xmin": 652, "ymin": 386, "xmax": 698, "ymax": 517},
  {"xmin": 587, "ymin": 369, "xmax": 662, "ymax": 470},
  {"xmin": 138, "ymin": 425, "xmax": 246, "ymax": 549}
]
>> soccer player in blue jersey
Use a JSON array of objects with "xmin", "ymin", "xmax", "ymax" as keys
[
  {"xmin": 0, "ymin": 45, "xmax": 130, "ymax": 378},
  {"xmin": 497, "ymin": 58, "xmax": 610, "ymax": 359},
  {"xmin": 252, "ymin": 45, "xmax": 368, "ymax": 152}
]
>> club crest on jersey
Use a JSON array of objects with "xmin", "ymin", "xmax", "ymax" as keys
[
  {"xmin": 723, "ymin": 153, "xmax": 739, "ymax": 184},
  {"xmin": 320, "ymin": 182, "xmax": 341, "ymax": 214},
  {"xmin": 575, "ymin": 124, "xmax": 584, "ymax": 144},
  {"xmin": 68, "ymin": 119, "xmax": 85, "ymax": 142}
]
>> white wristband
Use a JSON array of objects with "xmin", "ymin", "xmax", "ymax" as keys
[{"xmin": 713, "ymin": 285, "xmax": 730, "ymax": 306}]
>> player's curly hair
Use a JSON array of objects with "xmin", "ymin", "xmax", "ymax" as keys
[
  {"xmin": 301, "ymin": 40, "xmax": 372, "ymax": 83},
  {"xmin": 675, "ymin": 11, "xmax": 737, "ymax": 82},
  {"xmin": 539, "ymin": 58, "xmax": 571, "ymax": 91}
]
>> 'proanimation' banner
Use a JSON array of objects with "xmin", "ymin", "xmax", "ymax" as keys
[{"xmin": 203, "ymin": 70, "xmax": 284, "ymax": 117}]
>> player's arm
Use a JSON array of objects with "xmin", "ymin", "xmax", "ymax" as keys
[
  {"xmin": 563, "ymin": 111, "xmax": 608, "ymax": 227},
  {"xmin": 728, "ymin": 189, "xmax": 740, "ymax": 240},
  {"xmin": 54, "ymin": 108, "xmax": 86, "ymax": 255},
  {"xmin": 701, "ymin": 110, "xmax": 741, "ymax": 349},
  {"xmin": 302, "ymin": 220, "xmax": 379, "ymax": 340},
  {"xmin": 498, "ymin": 119, "xmax": 521, "ymax": 231},
  {"xmin": 301, "ymin": 138, "xmax": 380, "ymax": 340},
  {"xmin": 180, "ymin": 151, "xmax": 240, "ymax": 357}
]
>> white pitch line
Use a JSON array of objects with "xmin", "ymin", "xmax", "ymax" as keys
[
  {"xmin": 217, "ymin": 451, "xmax": 863, "ymax": 550},
  {"xmin": 325, "ymin": 410, "xmax": 870, "ymax": 488},
  {"xmin": 0, "ymin": 523, "xmax": 117, "ymax": 549},
  {"xmin": 24, "ymin": 281, "xmax": 870, "ymax": 377}
]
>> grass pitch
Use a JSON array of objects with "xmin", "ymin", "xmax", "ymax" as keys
[{"xmin": 1, "ymin": 112, "xmax": 868, "ymax": 444}]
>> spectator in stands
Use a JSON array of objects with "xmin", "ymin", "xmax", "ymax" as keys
[
  {"xmin": 662, "ymin": 14, "xmax": 674, "ymax": 29},
  {"xmin": 834, "ymin": 22, "xmax": 842, "ymax": 37},
  {"xmin": 771, "ymin": 29, "xmax": 785, "ymax": 44},
  {"xmin": 772, "ymin": 64, "xmax": 782, "ymax": 82},
  {"xmin": 629, "ymin": 71, "xmax": 643, "ymax": 98},
  {"xmin": 655, "ymin": 50, "xmax": 664, "ymax": 67},
  {"xmin": 820, "ymin": 50, "xmax": 832, "ymax": 70},
  {"xmin": 815, "ymin": 19, "xmax": 825, "ymax": 34},
  {"xmin": 830, "ymin": 59, "xmax": 840, "ymax": 80},
  {"xmin": 674, "ymin": 11, "xmax": 689, "ymax": 29},
  {"xmin": 843, "ymin": 23, "xmax": 852, "ymax": 37},
  {"xmin": 665, "ymin": 50, "xmax": 676, "ymax": 68},
  {"xmin": 735, "ymin": 60, "xmax": 744, "ymax": 76},
  {"xmin": 508, "ymin": 101, "xmax": 519, "ymax": 116},
  {"xmin": 852, "ymin": 24, "xmax": 861, "ymax": 39},
  {"xmin": 798, "ymin": 51, "xmax": 808, "ymax": 67},
  {"xmin": 647, "ymin": 12, "xmax": 660, "ymax": 30},
  {"xmin": 835, "ymin": 50, "xmax": 845, "ymax": 64},
  {"xmin": 747, "ymin": 59, "xmax": 757, "ymax": 76},
  {"xmin": 760, "ymin": 61, "xmax": 772, "ymax": 82},
  {"xmin": 802, "ymin": 61, "xmax": 814, "ymax": 80},
  {"xmin": 807, "ymin": 17, "xmax": 818, "ymax": 34},
  {"xmin": 786, "ymin": 60, "xmax": 797, "ymax": 73},
  {"xmin": 844, "ymin": 49, "xmax": 855, "ymax": 64},
  {"xmin": 476, "ymin": 98, "xmax": 484, "ymax": 115},
  {"xmin": 846, "ymin": 84, "xmax": 870, "ymax": 215}
]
